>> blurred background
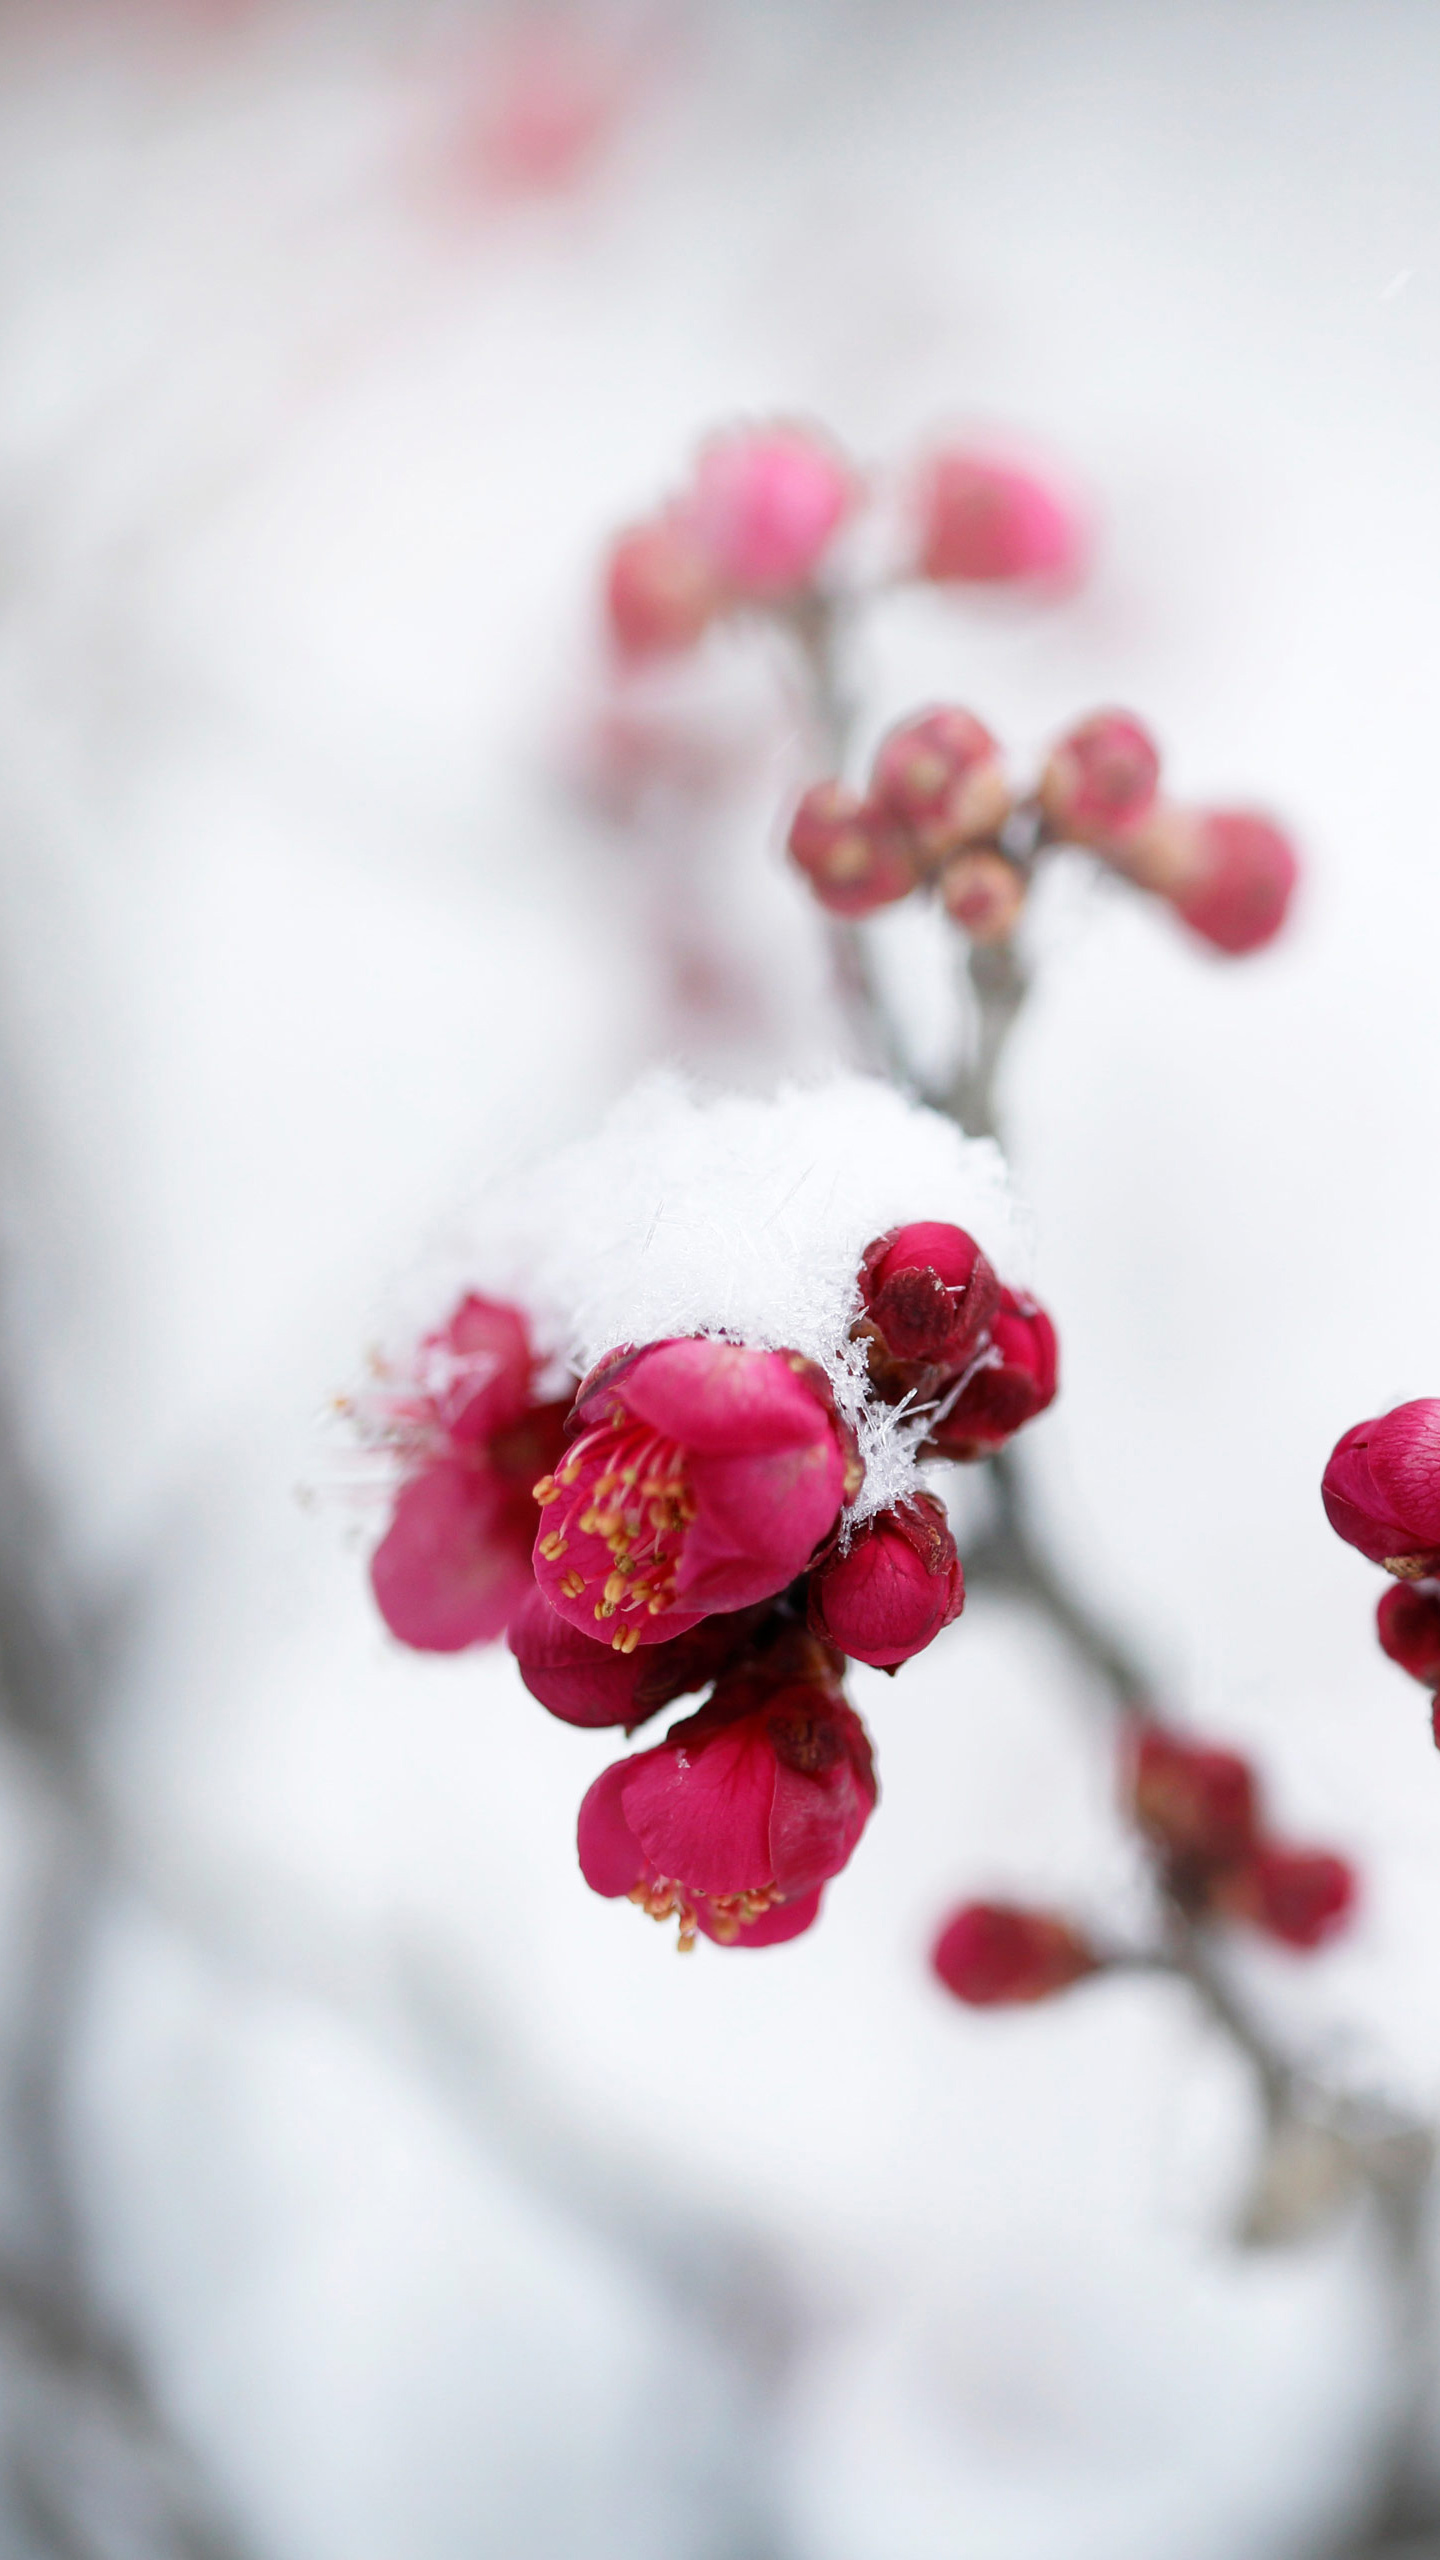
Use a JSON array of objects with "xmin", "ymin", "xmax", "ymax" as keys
[{"xmin": 3, "ymin": 1, "xmax": 1440, "ymax": 2553}]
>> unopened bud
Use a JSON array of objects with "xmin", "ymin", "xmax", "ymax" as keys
[
  {"xmin": 932, "ymin": 1903, "xmax": 1099, "ymax": 2005},
  {"xmin": 605, "ymin": 515, "xmax": 719, "ymax": 658},
  {"xmin": 787, "ymin": 782, "xmax": 917, "ymax": 919},
  {"xmin": 1168, "ymin": 810, "xmax": 1298, "ymax": 955},
  {"xmin": 869, "ymin": 707, "xmax": 1009, "ymax": 865},
  {"xmin": 1128, "ymin": 1723, "xmax": 1258, "ymax": 1870},
  {"xmin": 1323, "ymin": 1403, "xmax": 1440, "ymax": 1576},
  {"xmin": 806, "ymin": 1493, "xmax": 964, "ymax": 1670},
  {"xmin": 1377, "ymin": 1582, "xmax": 1440, "ymax": 1688},
  {"xmin": 914, "ymin": 448, "xmax": 1085, "ymax": 586},
  {"xmin": 939, "ymin": 848, "xmax": 1027, "ymax": 943},
  {"xmin": 923, "ymin": 1287, "xmax": 1057, "ymax": 1460},
  {"xmin": 857, "ymin": 1221, "xmax": 1001, "ymax": 1378},
  {"xmin": 1215, "ymin": 1846, "xmax": 1357, "ymax": 1951},
  {"xmin": 1040, "ymin": 710, "xmax": 1160, "ymax": 847}
]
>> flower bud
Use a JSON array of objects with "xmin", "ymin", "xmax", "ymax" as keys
[
  {"xmin": 1168, "ymin": 810, "xmax": 1298, "ymax": 955},
  {"xmin": 806, "ymin": 1493, "xmax": 964, "ymax": 1669},
  {"xmin": 604, "ymin": 515, "xmax": 719, "ymax": 658},
  {"xmin": 1215, "ymin": 1846, "xmax": 1357, "ymax": 1950},
  {"xmin": 1039, "ymin": 711, "xmax": 1160, "ymax": 848},
  {"xmin": 856, "ymin": 1222, "xmax": 1002, "ymax": 1381},
  {"xmin": 1322, "ymin": 1402, "xmax": 1440, "ymax": 1576},
  {"xmin": 931, "ymin": 1903, "xmax": 1099, "ymax": 2005},
  {"xmin": 1127, "ymin": 1723, "xmax": 1259, "ymax": 1871},
  {"xmin": 914, "ymin": 448, "xmax": 1084, "ymax": 585},
  {"xmin": 689, "ymin": 423, "xmax": 856, "ymax": 596},
  {"xmin": 923, "ymin": 1288, "xmax": 1057, "ymax": 1460},
  {"xmin": 786, "ymin": 781, "xmax": 917, "ymax": 919},
  {"xmin": 938, "ymin": 848, "xmax": 1028, "ymax": 944},
  {"xmin": 1377, "ymin": 1582, "xmax": 1440, "ymax": 1688},
  {"xmin": 869, "ymin": 707, "xmax": 1009, "ymax": 865}
]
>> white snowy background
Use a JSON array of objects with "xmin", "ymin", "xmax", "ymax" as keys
[{"xmin": 2, "ymin": 2, "xmax": 1440, "ymax": 2555}]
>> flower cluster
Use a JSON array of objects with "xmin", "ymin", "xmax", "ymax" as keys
[
  {"xmin": 788, "ymin": 704, "xmax": 1299, "ymax": 958},
  {"xmin": 363, "ymin": 1209, "xmax": 1058, "ymax": 1951},
  {"xmin": 603, "ymin": 422, "xmax": 1083, "ymax": 661},
  {"xmin": 1324, "ymin": 1400, "xmax": 1440, "ymax": 1740},
  {"xmin": 930, "ymin": 1719, "xmax": 1356, "ymax": 2013}
]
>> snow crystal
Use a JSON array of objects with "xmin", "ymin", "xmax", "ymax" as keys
[{"xmin": 404, "ymin": 1072, "xmax": 1032, "ymax": 1523}]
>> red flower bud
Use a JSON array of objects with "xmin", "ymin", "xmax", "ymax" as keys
[
  {"xmin": 914, "ymin": 449, "xmax": 1085, "ymax": 586},
  {"xmin": 938, "ymin": 848, "xmax": 1028, "ymax": 944},
  {"xmin": 1377, "ymin": 1582, "xmax": 1440, "ymax": 1688},
  {"xmin": 1039, "ymin": 710, "xmax": 1161, "ymax": 847},
  {"xmin": 577, "ymin": 1675, "xmax": 876, "ymax": 1948},
  {"xmin": 507, "ymin": 1584, "xmax": 765, "ymax": 1729},
  {"xmin": 857, "ymin": 1222, "xmax": 1002, "ymax": 1381},
  {"xmin": 806, "ymin": 1493, "xmax": 964, "ymax": 1669},
  {"xmin": 1323, "ymin": 1403, "xmax": 1440, "ymax": 1575},
  {"xmin": 604, "ymin": 515, "xmax": 719, "ymax": 659},
  {"xmin": 931, "ymin": 1903, "xmax": 1099, "ymax": 2005},
  {"xmin": 1127, "ymin": 1723, "xmax": 1259, "ymax": 1872},
  {"xmin": 786, "ymin": 781, "xmax": 917, "ymax": 918},
  {"xmin": 1215, "ymin": 1846, "xmax": 1357, "ymax": 1951},
  {"xmin": 1167, "ymin": 810, "xmax": 1298, "ymax": 955},
  {"xmin": 533, "ymin": 1338, "xmax": 854, "ymax": 1652},
  {"xmin": 922, "ymin": 1288, "xmax": 1057, "ymax": 1460},
  {"xmin": 869, "ymin": 707, "xmax": 1009, "ymax": 867},
  {"xmin": 688, "ymin": 422, "xmax": 856, "ymax": 596},
  {"xmin": 368, "ymin": 1296, "xmax": 570, "ymax": 1653}
]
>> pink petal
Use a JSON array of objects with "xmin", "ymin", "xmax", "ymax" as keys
[
  {"xmin": 370, "ymin": 1460, "xmax": 533, "ymax": 1651},
  {"xmin": 623, "ymin": 1340, "xmax": 834, "ymax": 1457},
  {"xmin": 769, "ymin": 1755, "xmax": 873, "ymax": 1898},
  {"xmin": 620, "ymin": 1718, "xmax": 776, "ymax": 1898},
  {"xmin": 577, "ymin": 1759, "xmax": 650, "ymax": 1897}
]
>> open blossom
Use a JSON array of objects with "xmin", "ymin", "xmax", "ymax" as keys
[
  {"xmin": 855, "ymin": 1221, "xmax": 1001, "ymax": 1395},
  {"xmin": 787, "ymin": 781, "xmax": 917, "ymax": 918},
  {"xmin": 1213, "ymin": 1847, "xmax": 1357, "ymax": 1950},
  {"xmin": 914, "ymin": 447, "xmax": 1084, "ymax": 585},
  {"xmin": 869, "ymin": 708, "xmax": 1010, "ymax": 868},
  {"xmin": 923, "ymin": 1287, "xmax": 1058, "ymax": 1460},
  {"xmin": 533, "ymin": 1337, "xmax": 857, "ymax": 1651},
  {"xmin": 1323, "ymin": 1402, "xmax": 1440, "ymax": 1575},
  {"xmin": 687, "ymin": 424, "xmax": 856, "ymax": 595},
  {"xmin": 1040, "ymin": 710, "xmax": 1161, "ymax": 848},
  {"xmin": 369, "ymin": 1295, "xmax": 569, "ymax": 1652},
  {"xmin": 1376, "ymin": 1582, "xmax": 1440, "ymax": 1689},
  {"xmin": 806, "ymin": 1493, "xmax": 964, "ymax": 1669},
  {"xmin": 932, "ymin": 1903, "xmax": 1099, "ymax": 2005},
  {"xmin": 577, "ymin": 1668, "xmax": 876, "ymax": 1947},
  {"xmin": 507, "ymin": 1584, "xmax": 764, "ymax": 1730}
]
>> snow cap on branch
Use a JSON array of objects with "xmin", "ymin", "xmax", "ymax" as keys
[{"xmin": 461, "ymin": 1072, "xmax": 1031, "ymax": 1523}]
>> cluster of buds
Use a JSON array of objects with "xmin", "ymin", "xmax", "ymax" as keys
[
  {"xmin": 363, "ymin": 1219, "xmax": 1058, "ymax": 1952},
  {"xmin": 788, "ymin": 704, "xmax": 1299, "ymax": 959},
  {"xmin": 1324, "ymin": 1400, "xmax": 1440, "ymax": 1740},
  {"xmin": 1128, "ymin": 1724, "xmax": 1356, "ymax": 1950},
  {"xmin": 603, "ymin": 423, "xmax": 1084, "ymax": 661},
  {"xmin": 930, "ymin": 1721, "xmax": 1356, "ymax": 2015}
]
